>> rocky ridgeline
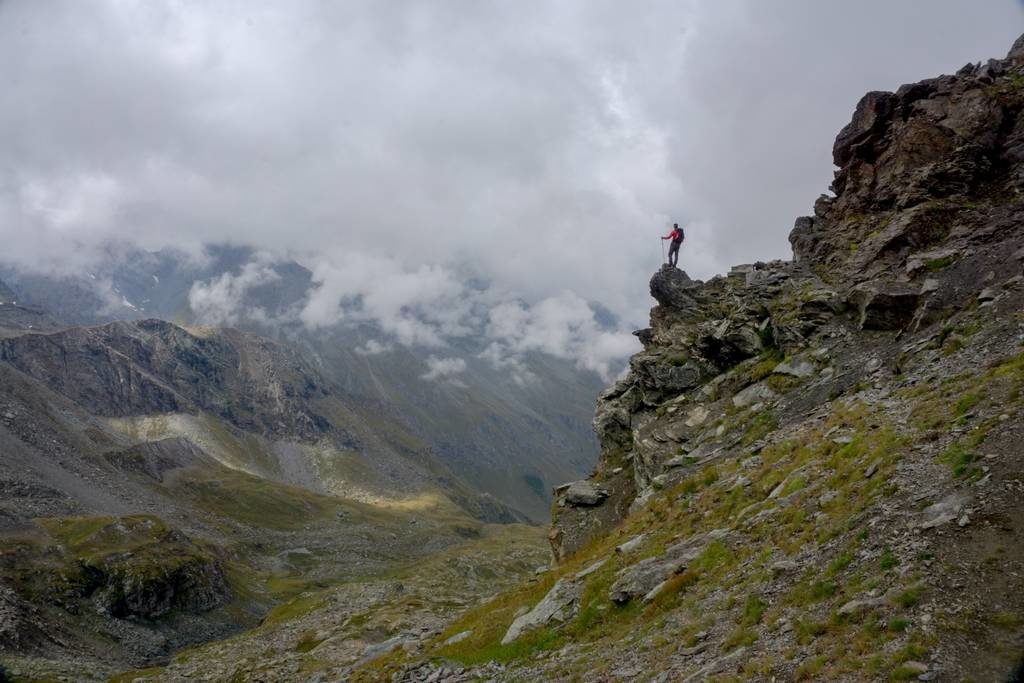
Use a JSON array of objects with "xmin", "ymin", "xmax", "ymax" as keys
[
  {"xmin": 552, "ymin": 33, "xmax": 1024, "ymax": 562},
  {"xmin": 378, "ymin": 35, "xmax": 1024, "ymax": 682},
  {"xmin": 0, "ymin": 319, "xmax": 338, "ymax": 442}
]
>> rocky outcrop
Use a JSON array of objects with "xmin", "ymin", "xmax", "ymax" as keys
[
  {"xmin": 790, "ymin": 37, "xmax": 1024, "ymax": 285},
  {"xmin": 500, "ymin": 577, "xmax": 582, "ymax": 644},
  {"xmin": 549, "ymin": 468, "xmax": 634, "ymax": 562},
  {"xmin": 550, "ymin": 33, "xmax": 1024, "ymax": 567},
  {"xmin": 550, "ymin": 257, "xmax": 841, "ymax": 558},
  {"xmin": 91, "ymin": 547, "xmax": 230, "ymax": 619},
  {"xmin": 608, "ymin": 529, "xmax": 733, "ymax": 604},
  {"xmin": 50, "ymin": 515, "xmax": 232, "ymax": 620},
  {"xmin": 649, "ymin": 265, "xmax": 702, "ymax": 308},
  {"xmin": 500, "ymin": 33, "xmax": 1024, "ymax": 682}
]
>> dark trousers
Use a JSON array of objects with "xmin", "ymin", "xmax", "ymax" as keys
[{"xmin": 668, "ymin": 240, "xmax": 681, "ymax": 266}]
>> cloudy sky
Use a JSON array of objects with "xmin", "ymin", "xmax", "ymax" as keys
[{"xmin": 2, "ymin": 1, "xmax": 1021, "ymax": 375}]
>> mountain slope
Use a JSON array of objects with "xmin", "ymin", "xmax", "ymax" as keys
[
  {"xmin": 0, "ymin": 250, "xmax": 606, "ymax": 521},
  {"xmin": 352, "ymin": 33, "xmax": 1024, "ymax": 682},
  {"xmin": 0, "ymin": 318, "xmax": 519, "ymax": 519},
  {"xmin": 0, "ymin": 313, "xmax": 542, "ymax": 679}
]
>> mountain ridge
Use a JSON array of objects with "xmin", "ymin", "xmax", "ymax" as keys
[
  {"xmin": 0, "ymin": 248, "xmax": 607, "ymax": 521},
  {"xmin": 350, "ymin": 31, "xmax": 1024, "ymax": 682}
]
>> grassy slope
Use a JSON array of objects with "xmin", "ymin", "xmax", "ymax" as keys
[{"xmin": 358, "ymin": 344, "xmax": 1024, "ymax": 681}]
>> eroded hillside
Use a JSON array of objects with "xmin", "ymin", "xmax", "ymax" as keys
[
  {"xmin": 0, "ymin": 318, "xmax": 540, "ymax": 681},
  {"xmin": 359, "ymin": 34, "xmax": 1024, "ymax": 683}
]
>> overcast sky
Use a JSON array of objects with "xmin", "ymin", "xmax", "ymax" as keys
[{"xmin": 2, "ymin": 1, "xmax": 1022, "ymax": 376}]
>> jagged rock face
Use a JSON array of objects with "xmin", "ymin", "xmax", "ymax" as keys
[
  {"xmin": 848, "ymin": 280, "xmax": 920, "ymax": 330},
  {"xmin": 551, "ymin": 259, "xmax": 840, "ymax": 559},
  {"xmin": 550, "ymin": 36, "xmax": 1024, "ymax": 564},
  {"xmin": 791, "ymin": 42, "xmax": 1024, "ymax": 286}
]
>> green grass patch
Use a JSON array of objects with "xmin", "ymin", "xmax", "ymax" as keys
[
  {"xmin": 262, "ymin": 593, "xmax": 326, "ymax": 627},
  {"xmin": 449, "ymin": 626, "xmax": 565, "ymax": 666},
  {"xmin": 894, "ymin": 588, "xmax": 921, "ymax": 609},
  {"xmin": 925, "ymin": 255, "xmax": 956, "ymax": 271},
  {"xmin": 722, "ymin": 626, "xmax": 757, "ymax": 651},
  {"xmin": 880, "ymin": 549, "xmax": 898, "ymax": 571},
  {"xmin": 37, "ymin": 515, "xmax": 116, "ymax": 549},
  {"xmin": 749, "ymin": 350, "xmax": 782, "ymax": 382},
  {"xmin": 828, "ymin": 552, "xmax": 854, "ymax": 576},
  {"xmin": 810, "ymin": 580, "xmax": 838, "ymax": 603},
  {"xmin": 173, "ymin": 468, "xmax": 343, "ymax": 530},
  {"xmin": 888, "ymin": 617, "xmax": 910, "ymax": 632},
  {"xmin": 953, "ymin": 392, "xmax": 982, "ymax": 417},
  {"xmin": 295, "ymin": 630, "xmax": 326, "ymax": 653},
  {"xmin": 741, "ymin": 411, "xmax": 778, "ymax": 447},
  {"xmin": 939, "ymin": 442, "xmax": 981, "ymax": 479},
  {"xmin": 739, "ymin": 595, "xmax": 767, "ymax": 627},
  {"xmin": 989, "ymin": 611, "xmax": 1024, "ymax": 630}
]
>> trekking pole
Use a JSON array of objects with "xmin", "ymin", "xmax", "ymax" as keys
[{"xmin": 661, "ymin": 237, "xmax": 666, "ymax": 264}]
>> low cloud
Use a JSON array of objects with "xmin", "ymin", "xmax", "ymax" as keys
[
  {"xmin": 481, "ymin": 292, "xmax": 636, "ymax": 380},
  {"xmin": 188, "ymin": 256, "xmax": 280, "ymax": 326},
  {"xmin": 354, "ymin": 339, "xmax": 393, "ymax": 356},
  {"xmin": 421, "ymin": 356, "xmax": 468, "ymax": 383},
  {"xmin": 299, "ymin": 251, "xmax": 476, "ymax": 347},
  {"xmin": 2, "ymin": 2, "xmax": 1020, "ymax": 379},
  {"xmin": 295, "ymin": 253, "xmax": 635, "ymax": 379}
]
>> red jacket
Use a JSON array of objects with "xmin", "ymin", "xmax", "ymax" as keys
[{"xmin": 664, "ymin": 227, "xmax": 683, "ymax": 242}]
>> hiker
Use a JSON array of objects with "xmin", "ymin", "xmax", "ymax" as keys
[{"xmin": 662, "ymin": 223, "xmax": 685, "ymax": 267}]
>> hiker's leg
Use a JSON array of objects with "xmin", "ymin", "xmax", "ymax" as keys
[{"xmin": 669, "ymin": 243, "xmax": 679, "ymax": 266}]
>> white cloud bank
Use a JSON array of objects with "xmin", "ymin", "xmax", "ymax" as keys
[
  {"xmin": 2, "ymin": 1, "xmax": 1021, "ymax": 376},
  {"xmin": 188, "ymin": 255, "xmax": 280, "ymax": 326},
  {"xmin": 421, "ymin": 356, "xmax": 468, "ymax": 383}
]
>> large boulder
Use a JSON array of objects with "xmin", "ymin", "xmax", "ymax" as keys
[
  {"xmin": 609, "ymin": 529, "xmax": 733, "ymax": 604},
  {"xmin": 732, "ymin": 382, "xmax": 778, "ymax": 409},
  {"xmin": 549, "ymin": 468, "xmax": 636, "ymax": 562},
  {"xmin": 649, "ymin": 265, "xmax": 701, "ymax": 309},
  {"xmin": 501, "ymin": 577, "xmax": 583, "ymax": 644},
  {"xmin": 562, "ymin": 481, "xmax": 608, "ymax": 507}
]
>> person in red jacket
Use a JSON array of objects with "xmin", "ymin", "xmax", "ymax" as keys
[{"xmin": 662, "ymin": 223, "xmax": 685, "ymax": 267}]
